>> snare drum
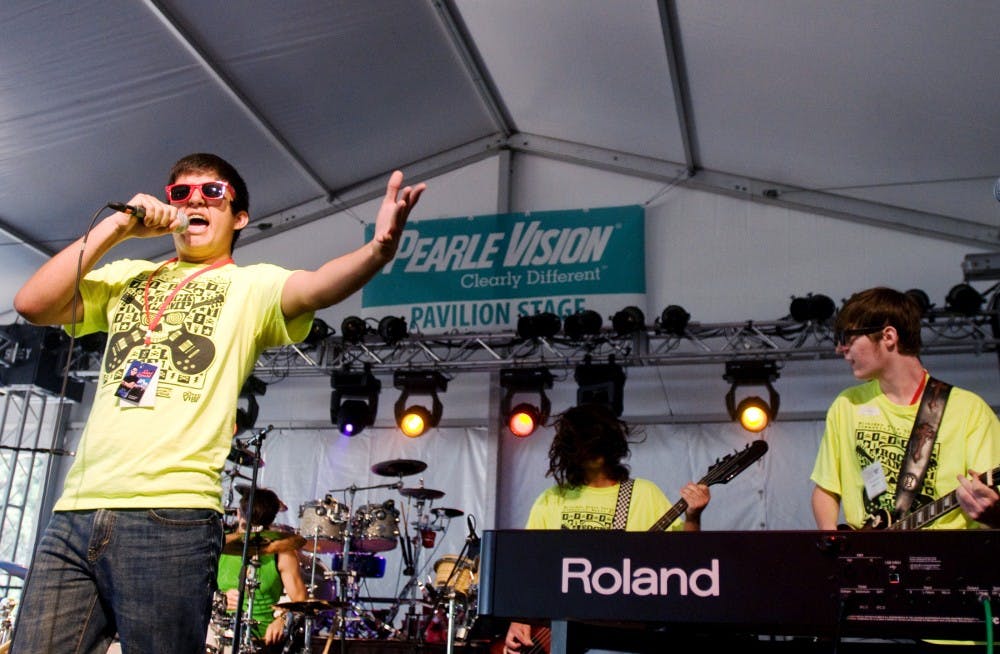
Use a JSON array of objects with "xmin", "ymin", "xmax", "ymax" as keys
[
  {"xmin": 432, "ymin": 555, "xmax": 477, "ymax": 597},
  {"xmin": 353, "ymin": 502, "xmax": 399, "ymax": 552},
  {"xmin": 298, "ymin": 498, "xmax": 349, "ymax": 553}
]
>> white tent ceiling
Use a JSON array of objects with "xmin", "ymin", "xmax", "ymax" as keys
[{"xmin": 3, "ymin": 0, "xmax": 1000, "ymax": 320}]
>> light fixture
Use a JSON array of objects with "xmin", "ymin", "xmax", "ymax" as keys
[
  {"xmin": 905, "ymin": 288, "xmax": 932, "ymax": 316},
  {"xmin": 302, "ymin": 318, "xmax": 331, "ymax": 347},
  {"xmin": 574, "ymin": 356, "xmax": 626, "ymax": 416},
  {"xmin": 611, "ymin": 306, "xmax": 645, "ymax": 336},
  {"xmin": 788, "ymin": 293, "xmax": 836, "ymax": 323},
  {"xmin": 393, "ymin": 370, "xmax": 447, "ymax": 438},
  {"xmin": 657, "ymin": 305, "xmax": 690, "ymax": 336},
  {"xmin": 562, "ymin": 309, "xmax": 603, "ymax": 340},
  {"xmin": 236, "ymin": 375, "xmax": 267, "ymax": 434},
  {"xmin": 340, "ymin": 316, "xmax": 370, "ymax": 343},
  {"xmin": 945, "ymin": 283, "xmax": 984, "ymax": 315},
  {"xmin": 516, "ymin": 312, "xmax": 562, "ymax": 339},
  {"xmin": 724, "ymin": 360, "xmax": 780, "ymax": 433},
  {"xmin": 330, "ymin": 365, "xmax": 381, "ymax": 437},
  {"xmin": 378, "ymin": 316, "xmax": 408, "ymax": 345},
  {"xmin": 499, "ymin": 367, "xmax": 554, "ymax": 437}
]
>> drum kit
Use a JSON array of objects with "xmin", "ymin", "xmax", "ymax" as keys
[{"xmin": 217, "ymin": 451, "xmax": 480, "ymax": 654}]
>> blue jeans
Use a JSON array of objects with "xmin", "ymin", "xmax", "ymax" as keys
[{"xmin": 11, "ymin": 508, "xmax": 222, "ymax": 654}]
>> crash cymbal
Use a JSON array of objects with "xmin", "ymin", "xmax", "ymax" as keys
[
  {"xmin": 399, "ymin": 487, "xmax": 445, "ymax": 500},
  {"xmin": 371, "ymin": 458, "xmax": 427, "ymax": 477},
  {"xmin": 222, "ymin": 530, "xmax": 306, "ymax": 556},
  {"xmin": 0, "ymin": 561, "xmax": 27, "ymax": 578},
  {"xmin": 275, "ymin": 598, "xmax": 350, "ymax": 614},
  {"xmin": 227, "ymin": 444, "xmax": 263, "ymax": 467},
  {"xmin": 431, "ymin": 507, "xmax": 463, "ymax": 518}
]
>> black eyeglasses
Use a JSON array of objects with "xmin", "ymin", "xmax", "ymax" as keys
[{"xmin": 833, "ymin": 325, "xmax": 885, "ymax": 347}]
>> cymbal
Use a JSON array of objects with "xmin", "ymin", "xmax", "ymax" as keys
[
  {"xmin": 0, "ymin": 561, "xmax": 27, "ymax": 578},
  {"xmin": 227, "ymin": 444, "xmax": 262, "ymax": 467},
  {"xmin": 399, "ymin": 487, "xmax": 445, "ymax": 500},
  {"xmin": 371, "ymin": 458, "xmax": 427, "ymax": 477},
  {"xmin": 275, "ymin": 598, "xmax": 349, "ymax": 614},
  {"xmin": 222, "ymin": 530, "xmax": 306, "ymax": 556},
  {"xmin": 431, "ymin": 507, "xmax": 463, "ymax": 518}
]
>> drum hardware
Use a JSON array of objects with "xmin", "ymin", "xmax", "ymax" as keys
[
  {"xmin": 228, "ymin": 424, "xmax": 273, "ymax": 653},
  {"xmin": 236, "ymin": 555, "xmax": 263, "ymax": 654},
  {"xmin": 0, "ymin": 562, "xmax": 26, "ymax": 579},
  {"xmin": 0, "ymin": 597, "xmax": 16, "ymax": 648},
  {"xmin": 389, "ymin": 480, "xmax": 451, "ymax": 642}
]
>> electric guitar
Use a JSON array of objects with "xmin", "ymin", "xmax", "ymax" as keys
[
  {"xmin": 648, "ymin": 439, "xmax": 769, "ymax": 531},
  {"xmin": 858, "ymin": 465, "xmax": 999, "ymax": 530}
]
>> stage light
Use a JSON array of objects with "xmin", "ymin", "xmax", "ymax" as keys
[
  {"xmin": 657, "ymin": 305, "xmax": 690, "ymax": 336},
  {"xmin": 724, "ymin": 360, "xmax": 780, "ymax": 433},
  {"xmin": 393, "ymin": 370, "xmax": 447, "ymax": 438},
  {"xmin": 575, "ymin": 356, "xmax": 626, "ymax": 416},
  {"xmin": 330, "ymin": 365, "xmax": 381, "ymax": 437},
  {"xmin": 236, "ymin": 375, "xmax": 267, "ymax": 434},
  {"xmin": 378, "ymin": 316, "xmax": 408, "ymax": 345},
  {"xmin": 562, "ymin": 310, "xmax": 603, "ymax": 340},
  {"xmin": 611, "ymin": 306, "xmax": 646, "ymax": 336},
  {"xmin": 905, "ymin": 288, "xmax": 932, "ymax": 316},
  {"xmin": 789, "ymin": 293, "xmax": 836, "ymax": 323},
  {"xmin": 500, "ymin": 367, "xmax": 554, "ymax": 437},
  {"xmin": 340, "ymin": 316, "xmax": 370, "ymax": 343},
  {"xmin": 945, "ymin": 283, "xmax": 984, "ymax": 315},
  {"xmin": 517, "ymin": 312, "xmax": 562, "ymax": 339},
  {"xmin": 302, "ymin": 318, "xmax": 331, "ymax": 347}
]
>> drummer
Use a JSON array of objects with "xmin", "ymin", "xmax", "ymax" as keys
[{"xmin": 218, "ymin": 487, "xmax": 307, "ymax": 652}]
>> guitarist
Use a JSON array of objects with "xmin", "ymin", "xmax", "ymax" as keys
[
  {"xmin": 810, "ymin": 287, "xmax": 1000, "ymax": 531},
  {"xmin": 502, "ymin": 403, "xmax": 710, "ymax": 654}
]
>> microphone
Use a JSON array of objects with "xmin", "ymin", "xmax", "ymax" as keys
[
  {"xmin": 108, "ymin": 202, "xmax": 188, "ymax": 233},
  {"xmin": 466, "ymin": 514, "xmax": 480, "ymax": 559}
]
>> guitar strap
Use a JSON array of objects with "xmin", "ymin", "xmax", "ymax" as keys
[
  {"xmin": 893, "ymin": 376, "xmax": 952, "ymax": 519},
  {"xmin": 612, "ymin": 478, "xmax": 635, "ymax": 530}
]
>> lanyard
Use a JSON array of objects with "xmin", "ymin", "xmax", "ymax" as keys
[
  {"xmin": 909, "ymin": 371, "xmax": 928, "ymax": 405},
  {"xmin": 143, "ymin": 256, "xmax": 233, "ymax": 345}
]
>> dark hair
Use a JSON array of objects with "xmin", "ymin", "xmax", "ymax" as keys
[
  {"xmin": 167, "ymin": 153, "xmax": 249, "ymax": 250},
  {"xmin": 547, "ymin": 403, "xmax": 632, "ymax": 488},
  {"xmin": 835, "ymin": 287, "xmax": 922, "ymax": 355},
  {"xmin": 239, "ymin": 487, "xmax": 281, "ymax": 528}
]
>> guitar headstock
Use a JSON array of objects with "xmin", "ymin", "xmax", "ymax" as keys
[{"xmin": 704, "ymin": 439, "xmax": 769, "ymax": 485}]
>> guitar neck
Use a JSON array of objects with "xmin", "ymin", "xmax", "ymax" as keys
[
  {"xmin": 891, "ymin": 465, "xmax": 998, "ymax": 530},
  {"xmin": 649, "ymin": 499, "xmax": 687, "ymax": 532}
]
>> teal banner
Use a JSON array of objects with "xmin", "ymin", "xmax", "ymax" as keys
[{"xmin": 363, "ymin": 205, "xmax": 645, "ymax": 309}]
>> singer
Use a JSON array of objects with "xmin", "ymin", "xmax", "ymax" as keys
[{"xmin": 11, "ymin": 153, "xmax": 425, "ymax": 654}]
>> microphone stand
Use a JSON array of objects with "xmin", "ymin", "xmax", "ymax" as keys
[{"xmin": 232, "ymin": 424, "xmax": 272, "ymax": 653}]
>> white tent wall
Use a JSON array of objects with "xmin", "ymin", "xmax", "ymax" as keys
[{"xmin": 53, "ymin": 153, "xmax": 999, "ymax": 606}]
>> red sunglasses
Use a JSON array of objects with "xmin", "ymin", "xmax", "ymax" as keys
[{"xmin": 164, "ymin": 181, "xmax": 232, "ymax": 204}]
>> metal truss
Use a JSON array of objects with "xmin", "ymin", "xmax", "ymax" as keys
[{"xmin": 251, "ymin": 311, "xmax": 1000, "ymax": 379}]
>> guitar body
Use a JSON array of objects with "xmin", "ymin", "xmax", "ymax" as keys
[
  {"xmin": 839, "ymin": 465, "xmax": 999, "ymax": 531},
  {"xmin": 490, "ymin": 625, "xmax": 551, "ymax": 654}
]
